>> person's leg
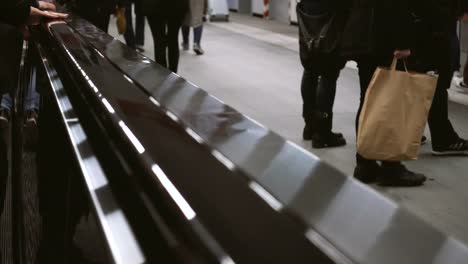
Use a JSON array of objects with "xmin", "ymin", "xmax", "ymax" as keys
[
  {"xmin": 193, "ymin": 25, "xmax": 205, "ymax": 55},
  {"xmin": 301, "ymin": 68, "xmax": 319, "ymax": 140},
  {"xmin": 167, "ymin": 18, "xmax": 183, "ymax": 72},
  {"xmin": 134, "ymin": 0, "xmax": 145, "ymax": 46},
  {"xmin": 123, "ymin": 2, "xmax": 136, "ymax": 49},
  {"xmin": 428, "ymin": 35, "xmax": 467, "ymax": 155},
  {"xmin": 24, "ymin": 67, "xmax": 40, "ymax": 113},
  {"xmin": 193, "ymin": 25, "xmax": 203, "ymax": 45},
  {"xmin": 0, "ymin": 94, "xmax": 11, "ymax": 128},
  {"xmin": 181, "ymin": 26, "xmax": 190, "ymax": 49},
  {"xmin": 1, "ymin": 94, "xmax": 13, "ymax": 112},
  {"xmin": 148, "ymin": 16, "xmax": 168, "ymax": 69},
  {"xmin": 354, "ymin": 57, "xmax": 426, "ymax": 186},
  {"xmin": 463, "ymin": 59, "xmax": 468, "ymax": 86},
  {"xmin": 312, "ymin": 61, "xmax": 346, "ymax": 148}
]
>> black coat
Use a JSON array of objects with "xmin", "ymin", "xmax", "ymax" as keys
[
  {"xmin": 1, "ymin": 0, "xmax": 31, "ymax": 25},
  {"xmin": 0, "ymin": 23, "xmax": 23, "ymax": 94},
  {"xmin": 142, "ymin": 0, "xmax": 189, "ymax": 18},
  {"xmin": 66, "ymin": 0, "xmax": 125, "ymax": 15},
  {"xmin": 340, "ymin": 0, "xmax": 412, "ymax": 59}
]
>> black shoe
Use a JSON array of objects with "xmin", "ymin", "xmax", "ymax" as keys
[
  {"xmin": 193, "ymin": 43, "xmax": 205, "ymax": 55},
  {"xmin": 0, "ymin": 108, "xmax": 10, "ymax": 128},
  {"xmin": 303, "ymin": 112, "xmax": 343, "ymax": 142},
  {"xmin": 304, "ymin": 124, "xmax": 344, "ymax": 140},
  {"xmin": 312, "ymin": 132, "xmax": 346, "ymax": 148},
  {"xmin": 378, "ymin": 164, "xmax": 426, "ymax": 187},
  {"xmin": 421, "ymin": 136, "xmax": 427, "ymax": 145},
  {"xmin": 24, "ymin": 109, "xmax": 38, "ymax": 150},
  {"xmin": 136, "ymin": 45, "xmax": 145, "ymax": 52},
  {"xmin": 432, "ymin": 138, "xmax": 468, "ymax": 156},
  {"xmin": 353, "ymin": 161, "xmax": 381, "ymax": 183},
  {"xmin": 303, "ymin": 124, "xmax": 313, "ymax": 141}
]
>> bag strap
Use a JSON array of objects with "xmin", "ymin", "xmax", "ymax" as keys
[{"xmin": 390, "ymin": 57, "xmax": 408, "ymax": 72}]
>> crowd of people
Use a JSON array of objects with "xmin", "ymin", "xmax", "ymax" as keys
[
  {"xmin": 298, "ymin": 0, "xmax": 468, "ymax": 187},
  {"xmin": 61, "ymin": 0, "xmax": 208, "ymax": 73}
]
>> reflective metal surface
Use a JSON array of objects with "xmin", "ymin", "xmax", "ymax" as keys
[
  {"xmin": 36, "ymin": 15, "xmax": 468, "ymax": 263},
  {"xmin": 36, "ymin": 41, "xmax": 145, "ymax": 264}
]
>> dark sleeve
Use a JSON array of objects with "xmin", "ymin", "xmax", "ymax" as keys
[
  {"xmin": 412, "ymin": 0, "xmax": 452, "ymax": 33},
  {"xmin": 1, "ymin": 0, "xmax": 31, "ymax": 25}
]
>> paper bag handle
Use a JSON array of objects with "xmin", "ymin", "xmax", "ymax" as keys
[{"xmin": 390, "ymin": 57, "xmax": 408, "ymax": 72}]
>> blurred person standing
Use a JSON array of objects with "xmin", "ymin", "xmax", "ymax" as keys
[
  {"xmin": 297, "ymin": 0, "xmax": 347, "ymax": 149},
  {"xmin": 410, "ymin": 0, "xmax": 468, "ymax": 155},
  {"xmin": 69, "ymin": 0, "xmax": 125, "ymax": 32},
  {"xmin": 143, "ymin": 0, "xmax": 189, "ymax": 72},
  {"xmin": 134, "ymin": 0, "xmax": 146, "ymax": 51},
  {"xmin": 181, "ymin": 0, "xmax": 208, "ymax": 55},
  {"xmin": 120, "ymin": 0, "xmax": 145, "ymax": 50},
  {"xmin": 343, "ymin": 0, "xmax": 427, "ymax": 186}
]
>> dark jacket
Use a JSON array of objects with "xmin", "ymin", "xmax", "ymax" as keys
[
  {"xmin": 411, "ymin": 0, "xmax": 462, "ymax": 35},
  {"xmin": 67, "ymin": 0, "xmax": 124, "ymax": 15},
  {"xmin": 340, "ymin": 0, "xmax": 412, "ymax": 59},
  {"xmin": 1, "ymin": 0, "xmax": 31, "ymax": 25},
  {"xmin": 0, "ymin": 23, "xmax": 23, "ymax": 94},
  {"xmin": 142, "ymin": 0, "xmax": 189, "ymax": 18}
]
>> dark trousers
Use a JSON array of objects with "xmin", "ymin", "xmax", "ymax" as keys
[
  {"xmin": 134, "ymin": 0, "xmax": 145, "ymax": 46},
  {"xmin": 0, "ymin": 23, "xmax": 22, "ymax": 215},
  {"xmin": 147, "ymin": 15, "xmax": 183, "ymax": 73},
  {"xmin": 297, "ymin": 1, "xmax": 343, "ymax": 119},
  {"xmin": 123, "ymin": 2, "xmax": 136, "ymax": 48},
  {"xmin": 182, "ymin": 25, "xmax": 204, "ymax": 45},
  {"xmin": 356, "ymin": 56, "xmax": 402, "ymax": 167},
  {"xmin": 76, "ymin": 7, "xmax": 111, "ymax": 32},
  {"xmin": 427, "ymin": 34, "xmax": 459, "ymax": 147},
  {"xmin": 301, "ymin": 66, "xmax": 341, "ymax": 119}
]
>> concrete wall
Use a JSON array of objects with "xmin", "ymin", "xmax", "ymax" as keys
[
  {"xmin": 237, "ymin": 0, "xmax": 252, "ymax": 13},
  {"xmin": 269, "ymin": 0, "xmax": 290, "ymax": 24}
]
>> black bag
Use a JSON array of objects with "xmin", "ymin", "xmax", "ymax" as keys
[{"xmin": 296, "ymin": 3, "xmax": 344, "ymax": 54}]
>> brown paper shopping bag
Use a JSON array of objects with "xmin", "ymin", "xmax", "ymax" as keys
[{"xmin": 357, "ymin": 58, "xmax": 438, "ymax": 161}]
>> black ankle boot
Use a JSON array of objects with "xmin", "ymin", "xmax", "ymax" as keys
[
  {"xmin": 311, "ymin": 112, "xmax": 346, "ymax": 148},
  {"xmin": 378, "ymin": 163, "xmax": 426, "ymax": 187},
  {"xmin": 303, "ymin": 117, "xmax": 314, "ymax": 141}
]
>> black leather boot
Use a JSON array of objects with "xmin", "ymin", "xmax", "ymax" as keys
[
  {"xmin": 311, "ymin": 112, "xmax": 346, "ymax": 148},
  {"xmin": 303, "ymin": 117, "xmax": 315, "ymax": 141}
]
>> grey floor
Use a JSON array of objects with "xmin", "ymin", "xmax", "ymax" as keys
[{"xmin": 109, "ymin": 14, "xmax": 468, "ymax": 245}]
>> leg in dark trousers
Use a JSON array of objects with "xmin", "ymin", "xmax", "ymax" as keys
[
  {"xmin": 300, "ymin": 58, "xmax": 345, "ymax": 148},
  {"xmin": 182, "ymin": 26, "xmax": 190, "ymax": 45},
  {"xmin": 148, "ymin": 17, "xmax": 182, "ymax": 72},
  {"xmin": 354, "ymin": 56, "xmax": 426, "ymax": 186},
  {"xmin": 148, "ymin": 17, "xmax": 169, "ymax": 69},
  {"xmin": 193, "ymin": 25, "xmax": 203, "ymax": 45},
  {"xmin": 134, "ymin": 0, "xmax": 145, "ymax": 46},
  {"xmin": 427, "ymin": 32, "xmax": 463, "ymax": 152},
  {"xmin": 167, "ymin": 18, "xmax": 182, "ymax": 72},
  {"xmin": 123, "ymin": 2, "xmax": 136, "ymax": 49}
]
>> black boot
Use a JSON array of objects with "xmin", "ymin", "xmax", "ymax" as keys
[
  {"xmin": 378, "ymin": 162, "xmax": 426, "ymax": 187},
  {"xmin": 311, "ymin": 112, "xmax": 346, "ymax": 148},
  {"xmin": 354, "ymin": 156, "xmax": 381, "ymax": 183},
  {"xmin": 303, "ymin": 117, "xmax": 314, "ymax": 141}
]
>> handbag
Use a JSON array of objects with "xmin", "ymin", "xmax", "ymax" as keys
[
  {"xmin": 296, "ymin": 3, "xmax": 344, "ymax": 54},
  {"xmin": 357, "ymin": 58, "xmax": 438, "ymax": 161}
]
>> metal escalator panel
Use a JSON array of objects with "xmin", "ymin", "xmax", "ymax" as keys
[{"xmin": 35, "ymin": 40, "xmax": 145, "ymax": 264}]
